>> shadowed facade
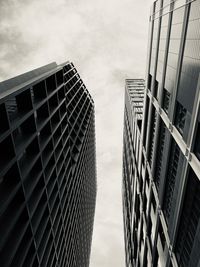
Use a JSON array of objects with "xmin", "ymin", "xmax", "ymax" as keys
[{"xmin": 0, "ymin": 61, "xmax": 96, "ymax": 267}]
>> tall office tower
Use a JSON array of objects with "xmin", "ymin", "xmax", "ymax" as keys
[
  {"xmin": 0, "ymin": 61, "xmax": 96, "ymax": 267},
  {"xmin": 122, "ymin": 0, "xmax": 200, "ymax": 266},
  {"xmin": 122, "ymin": 79, "xmax": 145, "ymax": 267}
]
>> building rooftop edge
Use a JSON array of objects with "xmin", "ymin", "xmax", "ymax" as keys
[{"xmin": 0, "ymin": 61, "xmax": 70, "ymax": 100}]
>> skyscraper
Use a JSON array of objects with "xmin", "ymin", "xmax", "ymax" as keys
[
  {"xmin": 122, "ymin": 79, "xmax": 145, "ymax": 267},
  {"xmin": 0, "ymin": 61, "xmax": 96, "ymax": 267},
  {"xmin": 123, "ymin": 0, "xmax": 200, "ymax": 266}
]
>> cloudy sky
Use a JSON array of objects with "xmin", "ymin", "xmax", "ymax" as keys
[{"xmin": 0, "ymin": 0, "xmax": 152, "ymax": 265}]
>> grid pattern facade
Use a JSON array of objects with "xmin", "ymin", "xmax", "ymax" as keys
[
  {"xmin": 0, "ymin": 61, "xmax": 96, "ymax": 267},
  {"xmin": 122, "ymin": 79, "xmax": 145, "ymax": 267},
  {"xmin": 123, "ymin": 0, "xmax": 200, "ymax": 266}
]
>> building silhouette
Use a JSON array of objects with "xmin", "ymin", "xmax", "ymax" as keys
[
  {"xmin": 0, "ymin": 61, "xmax": 96, "ymax": 267},
  {"xmin": 123, "ymin": 0, "xmax": 200, "ymax": 266}
]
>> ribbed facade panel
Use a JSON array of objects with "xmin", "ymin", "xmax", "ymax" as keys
[{"xmin": 0, "ymin": 61, "xmax": 96, "ymax": 267}]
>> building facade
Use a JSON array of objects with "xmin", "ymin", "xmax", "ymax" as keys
[
  {"xmin": 123, "ymin": 0, "xmax": 200, "ymax": 266},
  {"xmin": 122, "ymin": 79, "xmax": 145, "ymax": 267},
  {"xmin": 0, "ymin": 61, "xmax": 96, "ymax": 267}
]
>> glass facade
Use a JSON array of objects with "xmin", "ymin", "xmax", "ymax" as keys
[
  {"xmin": 123, "ymin": 0, "xmax": 200, "ymax": 266},
  {"xmin": 0, "ymin": 62, "xmax": 96, "ymax": 267}
]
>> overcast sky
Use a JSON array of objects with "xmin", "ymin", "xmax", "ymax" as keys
[{"xmin": 0, "ymin": 0, "xmax": 152, "ymax": 266}]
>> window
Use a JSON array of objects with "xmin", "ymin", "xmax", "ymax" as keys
[
  {"xmin": 148, "ymin": 107, "xmax": 157, "ymax": 166},
  {"xmin": 154, "ymin": 120, "xmax": 166, "ymax": 190},
  {"xmin": 137, "ymin": 119, "xmax": 142, "ymax": 131},
  {"xmin": 153, "ymin": 248, "xmax": 158, "ymax": 267},
  {"xmin": 143, "ymin": 96, "xmax": 150, "ymax": 149},
  {"xmin": 148, "ymin": 218, "xmax": 152, "ymax": 237},
  {"xmin": 163, "ymin": 139, "xmax": 181, "ymax": 225},
  {"xmin": 135, "ymin": 193, "xmax": 140, "ymax": 220},
  {"xmin": 158, "ymin": 222, "xmax": 166, "ymax": 250},
  {"xmin": 162, "ymin": 88, "xmax": 170, "ymax": 114},
  {"xmin": 175, "ymin": 168, "xmax": 200, "ymax": 267},
  {"xmin": 133, "ymin": 232, "xmax": 138, "ymax": 258},
  {"xmin": 174, "ymin": 101, "xmax": 186, "ymax": 136},
  {"xmin": 146, "ymin": 171, "xmax": 150, "ymax": 187},
  {"xmin": 143, "ymin": 193, "xmax": 147, "ymax": 214},
  {"xmin": 194, "ymin": 121, "xmax": 200, "ymax": 161},
  {"xmin": 0, "ymin": 104, "xmax": 9, "ymax": 134},
  {"xmin": 148, "ymin": 74, "xmax": 152, "ymax": 90},
  {"xmin": 154, "ymin": 80, "xmax": 159, "ymax": 100},
  {"xmin": 0, "ymin": 135, "xmax": 15, "ymax": 168},
  {"xmin": 46, "ymin": 75, "xmax": 56, "ymax": 94},
  {"xmin": 151, "ymin": 193, "xmax": 156, "ymax": 212}
]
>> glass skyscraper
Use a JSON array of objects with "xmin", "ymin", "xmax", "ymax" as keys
[
  {"xmin": 123, "ymin": 0, "xmax": 200, "ymax": 266},
  {"xmin": 0, "ymin": 61, "xmax": 96, "ymax": 267}
]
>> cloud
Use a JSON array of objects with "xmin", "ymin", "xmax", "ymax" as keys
[{"xmin": 0, "ymin": 0, "xmax": 153, "ymax": 266}]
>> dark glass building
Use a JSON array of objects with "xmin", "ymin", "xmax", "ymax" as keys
[
  {"xmin": 0, "ymin": 61, "xmax": 96, "ymax": 267},
  {"xmin": 123, "ymin": 0, "xmax": 200, "ymax": 266}
]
